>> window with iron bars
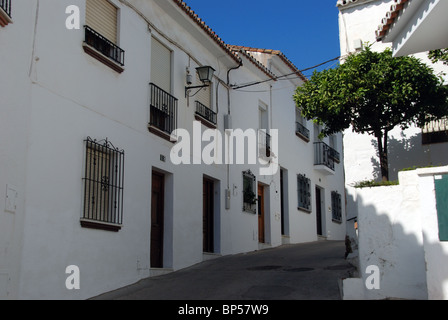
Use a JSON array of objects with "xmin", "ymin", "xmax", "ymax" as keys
[
  {"xmin": 81, "ymin": 137, "xmax": 124, "ymax": 232},
  {"xmin": 297, "ymin": 174, "xmax": 311, "ymax": 212},
  {"xmin": 331, "ymin": 191, "xmax": 342, "ymax": 223}
]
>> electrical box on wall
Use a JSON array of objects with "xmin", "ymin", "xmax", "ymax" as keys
[
  {"xmin": 224, "ymin": 114, "xmax": 232, "ymax": 131},
  {"xmin": 225, "ymin": 189, "xmax": 231, "ymax": 210}
]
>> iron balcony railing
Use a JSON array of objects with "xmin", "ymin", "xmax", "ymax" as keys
[
  {"xmin": 314, "ymin": 142, "xmax": 335, "ymax": 171},
  {"xmin": 296, "ymin": 122, "xmax": 310, "ymax": 140},
  {"xmin": 149, "ymin": 83, "xmax": 178, "ymax": 135},
  {"xmin": 84, "ymin": 25, "xmax": 125, "ymax": 66},
  {"xmin": 195, "ymin": 101, "xmax": 217, "ymax": 125},
  {"xmin": 329, "ymin": 146, "xmax": 340, "ymax": 163},
  {"xmin": 0, "ymin": 0, "xmax": 11, "ymax": 18}
]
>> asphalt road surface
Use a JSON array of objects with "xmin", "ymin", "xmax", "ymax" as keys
[{"xmin": 93, "ymin": 240, "xmax": 354, "ymax": 300}]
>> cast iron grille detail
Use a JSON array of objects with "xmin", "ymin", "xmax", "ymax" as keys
[
  {"xmin": 195, "ymin": 101, "xmax": 217, "ymax": 125},
  {"xmin": 149, "ymin": 83, "xmax": 178, "ymax": 135},
  {"xmin": 297, "ymin": 174, "xmax": 311, "ymax": 212},
  {"xmin": 0, "ymin": 0, "xmax": 11, "ymax": 18},
  {"xmin": 314, "ymin": 142, "xmax": 335, "ymax": 171},
  {"xmin": 331, "ymin": 191, "xmax": 342, "ymax": 223},
  {"xmin": 243, "ymin": 170, "xmax": 257, "ymax": 213},
  {"xmin": 296, "ymin": 122, "xmax": 310, "ymax": 141},
  {"xmin": 84, "ymin": 25, "xmax": 125, "ymax": 66},
  {"xmin": 82, "ymin": 137, "xmax": 124, "ymax": 231}
]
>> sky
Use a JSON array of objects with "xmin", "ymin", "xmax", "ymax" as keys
[{"xmin": 184, "ymin": 0, "xmax": 342, "ymax": 77}]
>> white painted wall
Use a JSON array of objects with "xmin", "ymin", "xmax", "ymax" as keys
[
  {"xmin": 0, "ymin": 0, "xmax": 346, "ymax": 299},
  {"xmin": 343, "ymin": 166, "xmax": 448, "ymax": 300}
]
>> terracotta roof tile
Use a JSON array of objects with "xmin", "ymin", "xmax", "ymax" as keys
[
  {"xmin": 375, "ymin": 0, "xmax": 409, "ymax": 41},
  {"xmin": 171, "ymin": 0, "xmax": 241, "ymax": 64}
]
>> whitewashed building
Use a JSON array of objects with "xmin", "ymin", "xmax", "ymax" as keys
[{"xmin": 0, "ymin": 0, "xmax": 346, "ymax": 299}]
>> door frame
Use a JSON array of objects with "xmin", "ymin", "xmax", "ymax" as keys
[
  {"xmin": 203, "ymin": 177, "xmax": 215, "ymax": 253},
  {"xmin": 258, "ymin": 183, "xmax": 266, "ymax": 243},
  {"xmin": 151, "ymin": 170, "xmax": 165, "ymax": 268}
]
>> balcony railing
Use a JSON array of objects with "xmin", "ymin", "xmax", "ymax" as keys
[
  {"xmin": 84, "ymin": 26, "xmax": 125, "ymax": 66},
  {"xmin": 195, "ymin": 101, "xmax": 217, "ymax": 125},
  {"xmin": 329, "ymin": 146, "xmax": 340, "ymax": 163},
  {"xmin": 0, "ymin": 0, "xmax": 11, "ymax": 18},
  {"xmin": 314, "ymin": 142, "xmax": 335, "ymax": 171},
  {"xmin": 296, "ymin": 122, "xmax": 310, "ymax": 141},
  {"xmin": 149, "ymin": 83, "xmax": 178, "ymax": 136}
]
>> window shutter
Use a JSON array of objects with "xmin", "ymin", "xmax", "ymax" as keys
[
  {"xmin": 151, "ymin": 38, "xmax": 172, "ymax": 94},
  {"xmin": 86, "ymin": 0, "xmax": 118, "ymax": 44}
]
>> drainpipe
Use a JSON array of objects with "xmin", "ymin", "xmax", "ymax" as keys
[{"xmin": 225, "ymin": 60, "xmax": 243, "ymax": 210}]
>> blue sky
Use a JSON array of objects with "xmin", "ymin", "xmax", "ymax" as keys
[{"xmin": 184, "ymin": 0, "xmax": 342, "ymax": 77}]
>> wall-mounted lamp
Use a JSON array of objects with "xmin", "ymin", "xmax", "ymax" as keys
[{"xmin": 185, "ymin": 66, "xmax": 215, "ymax": 97}]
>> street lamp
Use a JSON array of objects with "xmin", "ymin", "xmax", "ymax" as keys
[{"xmin": 185, "ymin": 66, "xmax": 215, "ymax": 97}]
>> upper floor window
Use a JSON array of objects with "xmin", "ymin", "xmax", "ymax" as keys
[
  {"xmin": 83, "ymin": 0, "xmax": 125, "ymax": 72},
  {"xmin": 0, "ymin": 0, "xmax": 12, "ymax": 27},
  {"xmin": 151, "ymin": 37, "xmax": 172, "ymax": 94},
  {"xmin": 422, "ymin": 117, "xmax": 448, "ymax": 145},
  {"xmin": 295, "ymin": 108, "xmax": 310, "ymax": 142},
  {"xmin": 194, "ymin": 72, "xmax": 217, "ymax": 127}
]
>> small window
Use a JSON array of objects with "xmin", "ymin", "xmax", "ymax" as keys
[
  {"xmin": 81, "ymin": 137, "xmax": 125, "ymax": 232},
  {"xmin": 331, "ymin": 191, "xmax": 342, "ymax": 223},
  {"xmin": 297, "ymin": 174, "xmax": 311, "ymax": 212},
  {"xmin": 243, "ymin": 170, "xmax": 257, "ymax": 213},
  {"xmin": 422, "ymin": 118, "xmax": 448, "ymax": 145}
]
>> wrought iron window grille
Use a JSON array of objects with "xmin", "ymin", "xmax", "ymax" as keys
[
  {"xmin": 331, "ymin": 191, "xmax": 342, "ymax": 223},
  {"xmin": 243, "ymin": 170, "xmax": 257, "ymax": 213},
  {"xmin": 297, "ymin": 174, "xmax": 311, "ymax": 212},
  {"xmin": 82, "ymin": 137, "xmax": 124, "ymax": 232}
]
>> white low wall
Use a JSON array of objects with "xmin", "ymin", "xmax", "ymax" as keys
[{"xmin": 343, "ymin": 166, "xmax": 448, "ymax": 300}]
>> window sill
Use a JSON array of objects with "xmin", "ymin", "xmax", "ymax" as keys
[
  {"xmin": 296, "ymin": 132, "xmax": 310, "ymax": 143},
  {"xmin": 148, "ymin": 124, "xmax": 177, "ymax": 143},
  {"xmin": 332, "ymin": 219, "xmax": 342, "ymax": 224},
  {"xmin": 195, "ymin": 114, "xmax": 217, "ymax": 129},
  {"xmin": 298, "ymin": 207, "xmax": 312, "ymax": 214},
  {"xmin": 80, "ymin": 219, "xmax": 122, "ymax": 232},
  {"xmin": 0, "ymin": 8, "xmax": 12, "ymax": 27},
  {"xmin": 83, "ymin": 43, "xmax": 124, "ymax": 74}
]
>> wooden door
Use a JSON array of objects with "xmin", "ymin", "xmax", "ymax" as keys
[
  {"xmin": 258, "ymin": 184, "xmax": 265, "ymax": 243},
  {"xmin": 203, "ymin": 178, "xmax": 214, "ymax": 253},
  {"xmin": 316, "ymin": 186, "xmax": 323, "ymax": 236},
  {"xmin": 151, "ymin": 171, "xmax": 165, "ymax": 268}
]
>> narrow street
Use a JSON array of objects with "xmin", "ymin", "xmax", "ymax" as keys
[{"xmin": 93, "ymin": 240, "xmax": 355, "ymax": 300}]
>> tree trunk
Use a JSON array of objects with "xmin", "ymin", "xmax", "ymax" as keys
[{"xmin": 377, "ymin": 132, "xmax": 389, "ymax": 181}]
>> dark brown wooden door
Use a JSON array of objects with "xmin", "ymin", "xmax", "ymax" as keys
[
  {"xmin": 203, "ymin": 178, "xmax": 214, "ymax": 253},
  {"xmin": 316, "ymin": 186, "xmax": 323, "ymax": 236},
  {"xmin": 258, "ymin": 184, "xmax": 265, "ymax": 243},
  {"xmin": 151, "ymin": 171, "xmax": 165, "ymax": 268}
]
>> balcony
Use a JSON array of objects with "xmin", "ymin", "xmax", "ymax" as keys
[
  {"xmin": 314, "ymin": 142, "xmax": 338, "ymax": 175},
  {"xmin": 195, "ymin": 101, "xmax": 217, "ymax": 128},
  {"xmin": 0, "ymin": 0, "xmax": 12, "ymax": 27},
  {"xmin": 148, "ymin": 83, "xmax": 178, "ymax": 141},
  {"xmin": 83, "ymin": 26, "xmax": 125, "ymax": 73},
  {"xmin": 296, "ymin": 122, "xmax": 310, "ymax": 142},
  {"xmin": 422, "ymin": 117, "xmax": 448, "ymax": 144}
]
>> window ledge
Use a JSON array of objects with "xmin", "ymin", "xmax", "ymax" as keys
[
  {"xmin": 195, "ymin": 114, "xmax": 217, "ymax": 129},
  {"xmin": 148, "ymin": 124, "xmax": 177, "ymax": 143},
  {"xmin": 298, "ymin": 207, "xmax": 312, "ymax": 214},
  {"xmin": 296, "ymin": 132, "xmax": 310, "ymax": 143},
  {"xmin": 0, "ymin": 12, "xmax": 12, "ymax": 27},
  {"xmin": 80, "ymin": 218, "xmax": 122, "ymax": 232},
  {"xmin": 83, "ymin": 43, "xmax": 124, "ymax": 74},
  {"xmin": 332, "ymin": 219, "xmax": 343, "ymax": 224}
]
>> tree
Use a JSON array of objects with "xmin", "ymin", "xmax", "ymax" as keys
[
  {"xmin": 428, "ymin": 49, "xmax": 448, "ymax": 65},
  {"xmin": 294, "ymin": 47, "xmax": 448, "ymax": 181}
]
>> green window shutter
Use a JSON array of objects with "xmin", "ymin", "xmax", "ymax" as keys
[{"xmin": 435, "ymin": 175, "xmax": 448, "ymax": 241}]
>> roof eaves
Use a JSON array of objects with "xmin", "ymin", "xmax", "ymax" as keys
[
  {"xmin": 229, "ymin": 46, "xmax": 307, "ymax": 82},
  {"xmin": 229, "ymin": 46, "xmax": 277, "ymax": 80},
  {"xmin": 375, "ymin": 0, "xmax": 409, "ymax": 42},
  {"xmin": 171, "ymin": 0, "xmax": 241, "ymax": 64}
]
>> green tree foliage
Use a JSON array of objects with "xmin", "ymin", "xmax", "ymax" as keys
[
  {"xmin": 294, "ymin": 47, "xmax": 448, "ymax": 181},
  {"xmin": 428, "ymin": 49, "xmax": 448, "ymax": 65}
]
